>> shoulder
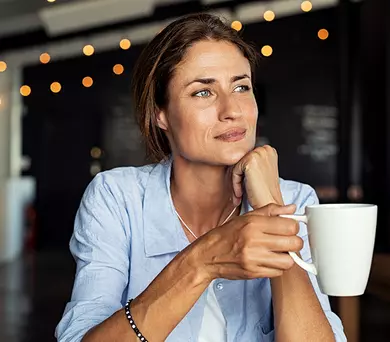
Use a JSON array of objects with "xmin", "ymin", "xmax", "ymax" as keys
[
  {"xmin": 82, "ymin": 163, "xmax": 158, "ymax": 204},
  {"xmin": 279, "ymin": 178, "xmax": 319, "ymax": 213},
  {"xmin": 93, "ymin": 163, "xmax": 155, "ymax": 185},
  {"xmin": 74, "ymin": 163, "xmax": 160, "ymax": 236}
]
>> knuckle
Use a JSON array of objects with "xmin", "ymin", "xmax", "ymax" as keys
[
  {"xmin": 264, "ymin": 145, "xmax": 278, "ymax": 156},
  {"xmin": 247, "ymin": 152, "xmax": 259, "ymax": 165},
  {"xmin": 239, "ymin": 250, "xmax": 252, "ymax": 270},
  {"xmin": 242, "ymin": 220, "xmax": 255, "ymax": 236},
  {"xmin": 254, "ymin": 147, "xmax": 267, "ymax": 157}
]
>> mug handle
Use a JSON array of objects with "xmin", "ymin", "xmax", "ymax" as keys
[{"xmin": 280, "ymin": 214, "xmax": 318, "ymax": 276}]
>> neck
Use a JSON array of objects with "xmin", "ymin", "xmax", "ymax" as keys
[{"xmin": 170, "ymin": 155, "xmax": 238, "ymax": 237}]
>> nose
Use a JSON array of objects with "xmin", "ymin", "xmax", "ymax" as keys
[{"xmin": 218, "ymin": 94, "xmax": 243, "ymax": 121}]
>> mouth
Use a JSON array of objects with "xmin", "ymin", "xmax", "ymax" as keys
[{"xmin": 215, "ymin": 128, "xmax": 247, "ymax": 142}]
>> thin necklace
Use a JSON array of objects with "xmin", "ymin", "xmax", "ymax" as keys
[{"xmin": 175, "ymin": 205, "xmax": 238, "ymax": 240}]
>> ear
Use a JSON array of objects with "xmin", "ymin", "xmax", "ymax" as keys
[{"xmin": 156, "ymin": 108, "xmax": 169, "ymax": 131}]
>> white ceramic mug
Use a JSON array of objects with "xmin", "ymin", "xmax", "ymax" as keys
[{"xmin": 281, "ymin": 203, "xmax": 377, "ymax": 296}]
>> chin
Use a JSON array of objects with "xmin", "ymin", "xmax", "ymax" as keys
[{"xmin": 217, "ymin": 145, "xmax": 253, "ymax": 165}]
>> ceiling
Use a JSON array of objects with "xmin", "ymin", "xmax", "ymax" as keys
[
  {"xmin": 0, "ymin": 0, "xmax": 82, "ymax": 37},
  {"xmin": 0, "ymin": 0, "xmax": 343, "ymax": 54},
  {"xmin": 0, "ymin": 0, "xmax": 278, "ymax": 39},
  {"xmin": 0, "ymin": 0, "xmax": 346, "ymax": 67},
  {"xmin": 0, "ymin": 0, "xmax": 79, "ymax": 20}
]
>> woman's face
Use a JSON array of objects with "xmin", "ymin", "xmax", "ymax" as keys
[{"xmin": 157, "ymin": 40, "xmax": 258, "ymax": 165}]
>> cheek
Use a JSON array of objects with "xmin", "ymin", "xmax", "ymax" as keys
[
  {"xmin": 170, "ymin": 102, "xmax": 215, "ymax": 141},
  {"xmin": 245, "ymin": 98, "xmax": 259, "ymax": 125}
]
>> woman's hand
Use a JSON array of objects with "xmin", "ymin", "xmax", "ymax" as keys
[
  {"xmin": 231, "ymin": 145, "xmax": 283, "ymax": 209},
  {"xmin": 192, "ymin": 203, "xmax": 302, "ymax": 281}
]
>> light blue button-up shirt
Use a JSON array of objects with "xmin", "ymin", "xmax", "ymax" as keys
[{"xmin": 55, "ymin": 158, "xmax": 346, "ymax": 342}]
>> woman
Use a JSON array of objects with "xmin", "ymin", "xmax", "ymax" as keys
[{"xmin": 56, "ymin": 13, "xmax": 346, "ymax": 342}]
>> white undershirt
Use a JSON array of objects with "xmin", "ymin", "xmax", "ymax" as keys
[{"xmin": 198, "ymin": 281, "xmax": 227, "ymax": 342}]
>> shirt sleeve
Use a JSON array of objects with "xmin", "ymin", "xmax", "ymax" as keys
[
  {"xmin": 297, "ymin": 184, "xmax": 347, "ymax": 342},
  {"xmin": 55, "ymin": 173, "xmax": 131, "ymax": 342}
]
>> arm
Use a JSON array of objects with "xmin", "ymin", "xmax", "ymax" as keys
[
  {"xmin": 231, "ymin": 146, "xmax": 346, "ymax": 342},
  {"xmin": 55, "ymin": 174, "xmax": 210, "ymax": 342},
  {"xmin": 271, "ymin": 185, "xmax": 346, "ymax": 342},
  {"xmin": 83, "ymin": 244, "xmax": 210, "ymax": 342}
]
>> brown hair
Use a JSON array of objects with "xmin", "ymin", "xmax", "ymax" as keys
[{"xmin": 132, "ymin": 13, "xmax": 259, "ymax": 162}]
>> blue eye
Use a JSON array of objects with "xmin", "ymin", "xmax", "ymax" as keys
[
  {"xmin": 234, "ymin": 85, "xmax": 251, "ymax": 93},
  {"xmin": 193, "ymin": 90, "xmax": 211, "ymax": 97}
]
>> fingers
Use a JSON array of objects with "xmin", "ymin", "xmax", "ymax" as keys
[
  {"xmin": 249, "ymin": 267, "xmax": 284, "ymax": 279},
  {"xmin": 260, "ymin": 233, "xmax": 304, "ymax": 252},
  {"xmin": 253, "ymin": 145, "xmax": 278, "ymax": 160},
  {"xmin": 231, "ymin": 160, "xmax": 246, "ymax": 203},
  {"xmin": 259, "ymin": 251, "xmax": 295, "ymax": 270},
  {"xmin": 250, "ymin": 203, "xmax": 297, "ymax": 217},
  {"xmin": 239, "ymin": 247, "xmax": 297, "ymax": 271},
  {"xmin": 230, "ymin": 145, "xmax": 282, "ymax": 209},
  {"xmin": 230, "ymin": 145, "xmax": 277, "ymax": 200},
  {"xmin": 244, "ymin": 205, "xmax": 300, "ymax": 236},
  {"xmin": 216, "ymin": 264, "xmax": 284, "ymax": 280}
]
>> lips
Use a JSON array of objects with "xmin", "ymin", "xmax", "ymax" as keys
[{"xmin": 215, "ymin": 128, "xmax": 247, "ymax": 142}]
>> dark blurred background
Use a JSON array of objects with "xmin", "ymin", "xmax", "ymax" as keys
[{"xmin": 0, "ymin": 0, "xmax": 389, "ymax": 341}]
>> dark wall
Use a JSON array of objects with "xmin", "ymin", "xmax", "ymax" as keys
[
  {"xmin": 245, "ymin": 9, "xmax": 339, "ymax": 188},
  {"xmin": 359, "ymin": 0, "xmax": 389, "ymax": 252},
  {"xmin": 23, "ymin": 45, "xmax": 146, "ymax": 249}
]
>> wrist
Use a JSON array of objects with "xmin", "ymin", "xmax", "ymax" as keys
[
  {"xmin": 178, "ymin": 241, "xmax": 214, "ymax": 287},
  {"xmin": 184, "ymin": 235, "xmax": 219, "ymax": 285}
]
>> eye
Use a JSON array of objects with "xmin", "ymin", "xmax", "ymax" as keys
[
  {"xmin": 234, "ymin": 85, "xmax": 251, "ymax": 93},
  {"xmin": 193, "ymin": 89, "xmax": 212, "ymax": 98}
]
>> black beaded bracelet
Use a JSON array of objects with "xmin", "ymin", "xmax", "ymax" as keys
[{"xmin": 125, "ymin": 299, "xmax": 149, "ymax": 342}]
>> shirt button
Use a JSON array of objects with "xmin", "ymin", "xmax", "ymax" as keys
[{"xmin": 216, "ymin": 282, "xmax": 224, "ymax": 290}]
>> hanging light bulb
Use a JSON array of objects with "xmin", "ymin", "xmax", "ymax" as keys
[
  {"xmin": 318, "ymin": 29, "xmax": 329, "ymax": 40},
  {"xmin": 82, "ymin": 77, "xmax": 93, "ymax": 88},
  {"xmin": 20, "ymin": 85, "xmax": 32, "ymax": 97},
  {"xmin": 0, "ymin": 61, "xmax": 7, "ymax": 72},
  {"xmin": 264, "ymin": 10, "xmax": 275, "ymax": 22},
  {"xmin": 120, "ymin": 39, "xmax": 131, "ymax": 50},
  {"xmin": 301, "ymin": 1, "xmax": 313, "ymax": 12},
  {"xmin": 51, "ymin": 82, "xmax": 62, "ymax": 93},
  {"xmin": 261, "ymin": 45, "xmax": 273, "ymax": 57},
  {"xmin": 231, "ymin": 21, "xmax": 243, "ymax": 31},
  {"xmin": 40, "ymin": 53, "xmax": 51, "ymax": 64},
  {"xmin": 113, "ymin": 64, "xmax": 124, "ymax": 75},
  {"xmin": 83, "ymin": 45, "xmax": 95, "ymax": 56}
]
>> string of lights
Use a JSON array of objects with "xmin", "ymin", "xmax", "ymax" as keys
[{"xmin": 0, "ymin": 1, "xmax": 329, "ymax": 98}]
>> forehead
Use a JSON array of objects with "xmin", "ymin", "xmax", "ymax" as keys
[{"xmin": 173, "ymin": 40, "xmax": 251, "ymax": 82}]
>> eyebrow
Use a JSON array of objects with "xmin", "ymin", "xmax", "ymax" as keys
[{"xmin": 185, "ymin": 74, "xmax": 251, "ymax": 87}]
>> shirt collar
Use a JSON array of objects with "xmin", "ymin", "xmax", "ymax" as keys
[{"xmin": 143, "ymin": 156, "xmax": 189, "ymax": 257}]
